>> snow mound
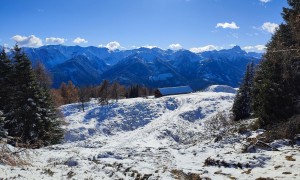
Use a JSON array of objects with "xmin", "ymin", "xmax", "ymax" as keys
[
  {"xmin": 205, "ymin": 85, "xmax": 237, "ymax": 93},
  {"xmin": 61, "ymin": 92, "xmax": 235, "ymax": 142}
]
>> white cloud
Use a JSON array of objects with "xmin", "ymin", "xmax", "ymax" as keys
[
  {"xmin": 169, "ymin": 43, "xmax": 182, "ymax": 50},
  {"xmin": 99, "ymin": 41, "xmax": 122, "ymax": 51},
  {"xmin": 242, "ymin": 45, "xmax": 266, "ymax": 52},
  {"xmin": 73, "ymin": 37, "xmax": 88, "ymax": 44},
  {"xmin": 260, "ymin": 0, "xmax": 272, "ymax": 3},
  {"xmin": 106, "ymin": 41, "xmax": 121, "ymax": 51},
  {"xmin": 216, "ymin": 22, "xmax": 240, "ymax": 29},
  {"xmin": 190, "ymin": 45, "xmax": 219, "ymax": 53},
  {"xmin": 11, "ymin": 35, "xmax": 43, "ymax": 47},
  {"xmin": 45, "ymin": 37, "xmax": 65, "ymax": 44},
  {"xmin": 261, "ymin": 22, "xmax": 279, "ymax": 33}
]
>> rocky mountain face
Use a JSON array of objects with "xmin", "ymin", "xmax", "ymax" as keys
[{"xmin": 18, "ymin": 45, "xmax": 262, "ymax": 89}]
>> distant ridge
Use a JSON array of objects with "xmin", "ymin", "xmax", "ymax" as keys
[{"xmin": 3, "ymin": 45, "xmax": 263, "ymax": 90}]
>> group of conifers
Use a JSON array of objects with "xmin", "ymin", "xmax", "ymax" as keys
[
  {"xmin": 232, "ymin": 0, "xmax": 299, "ymax": 138},
  {"xmin": 0, "ymin": 46, "xmax": 63, "ymax": 148}
]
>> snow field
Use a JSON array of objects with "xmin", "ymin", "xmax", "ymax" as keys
[{"xmin": 1, "ymin": 87, "xmax": 299, "ymax": 179}]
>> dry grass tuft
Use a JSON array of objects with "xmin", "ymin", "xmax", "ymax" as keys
[
  {"xmin": 285, "ymin": 155, "xmax": 296, "ymax": 161},
  {"xmin": 0, "ymin": 143, "xmax": 30, "ymax": 166}
]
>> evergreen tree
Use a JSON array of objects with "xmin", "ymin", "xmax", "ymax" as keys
[
  {"xmin": 252, "ymin": 0, "xmax": 300, "ymax": 126},
  {"xmin": 0, "ymin": 111, "xmax": 8, "ymax": 139},
  {"xmin": 4, "ymin": 45, "xmax": 63, "ymax": 147},
  {"xmin": 232, "ymin": 62, "xmax": 254, "ymax": 121},
  {"xmin": 35, "ymin": 87, "xmax": 64, "ymax": 145},
  {"xmin": 128, "ymin": 84, "xmax": 140, "ymax": 98},
  {"xmin": 0, "ymin": 49, "xmax": 12, "ymax": 140},
  {"xmin": 0, "ymin": 48, "xmax": 14, "ymax": 112}
]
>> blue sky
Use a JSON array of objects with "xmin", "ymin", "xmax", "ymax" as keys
[{"xmin": 0, "ymin": 0, "xmax": 288, "ymax": 52}]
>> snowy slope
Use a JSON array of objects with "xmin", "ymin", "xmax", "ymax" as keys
[
  {"xmin": 205, "ymin": 85, "xmax": 237, "ymax": 93},
  {"xmin": 1, "ymin": 89, "xmax": 299, "ymax": 180}
]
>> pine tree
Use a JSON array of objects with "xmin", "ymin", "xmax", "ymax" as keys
[
  {"xmin": 4, "ymin": 45, "xmax": 63, "ymax": 147},
  {"xmin": 252, "ymin": 0, "xmax": 300, "ymax": 126},
  {"xmin": 34, "ymin": 87, "xmax": 64, "ymax": 145},
  {"xmin": 0, "ymin": 111, "xmax": 8, "ymax": 139},
  {"xmin": 232, "ymin": 62, "xmax": 254, "ymax": 121},
  {"xmin": 0, "ymin": 48, "xmax": 14, "ymax": 112},
  {"xmin": 0, "ymin": 49, "xmax": 12, "ymax": 140},
  {"xmin": 128, "ymin": 84, "xmax": 140, "ymax": 98}
]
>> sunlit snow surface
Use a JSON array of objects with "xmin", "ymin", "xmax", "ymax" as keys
[{"xmin": 1, "ymin": 87, "xmax": 299, "ymax": 179}]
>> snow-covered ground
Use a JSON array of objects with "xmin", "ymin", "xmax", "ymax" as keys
[{"xmin": 1, "ymin": 86, "xmax": 299, "ymax": 179}]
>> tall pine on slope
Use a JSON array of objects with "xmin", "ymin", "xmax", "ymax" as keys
[
  {"xmin": 4, "ymin": 46, "xmax": 63, "ymax": 147},
  {"xmin": 232, "ymin": 62, "xmax": 254, "ymax": 121},
  {"xmin": 0, "ymin": 48, "xmax": 14, "ymax": 113},
  {"xmin": 0, "ymin": 48, "xmax": 13, "ymax": 139},
  {"xmin": 252, "ymin": 0, "xmax": 300, "ymax": 126}
]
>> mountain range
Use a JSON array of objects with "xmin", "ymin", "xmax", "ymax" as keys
[{"xmin": 3, "ymin": 45, "xmax": 263, "ymax": 90}]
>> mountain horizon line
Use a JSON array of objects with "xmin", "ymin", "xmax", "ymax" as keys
[{"xmin": 1, "ymin": 44, "xmax": 265, "ymax": 54}]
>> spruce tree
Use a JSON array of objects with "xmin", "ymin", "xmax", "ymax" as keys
[
  {"xmin": 232, "ymin": 63, "xmax": 254, "ymax": 121},
  {"xmin": 252, "ymin": 0, "xmax": 300, "ymax": 126},
  {"xmin": 0, "ymin": 49, "xmax": 12, "ymax": 140},
  {"xmin": 0, "ymin": 49, "xmax": 14, "ymax": 112},
  {"xmin": 0, "ymin": 111, "xmax": 8, "ymax": 139},
  {"xmin": 4, "ymin": 45, "xmax": 63, "ymax": 147}
]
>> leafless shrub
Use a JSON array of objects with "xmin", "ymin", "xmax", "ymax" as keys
[
  {"xmin": 203, "ymin": 112, "xmax": 236, "ymax": 142},
  {"xmin": 204, "ymin": 157, "xmax": 250, "ymax": 169},
  {"xmin": 260, "ymin": 115, "xmax": 300, "ymax": 143},
  {"xmin": 0, "ymin": 142, "xmax": 30, "ymax": 166},
  {"xmin": 171, "ymin": 169, "xmax": 203, "ymax": 180}
]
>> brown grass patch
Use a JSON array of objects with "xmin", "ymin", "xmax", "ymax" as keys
[
  {"xmin": 285, "ymin": 155, "xmax": 296, "ymax": 161},
  {"xmin": 0, "ymin": 143, "xmax": 30, "ymax": 166}
]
